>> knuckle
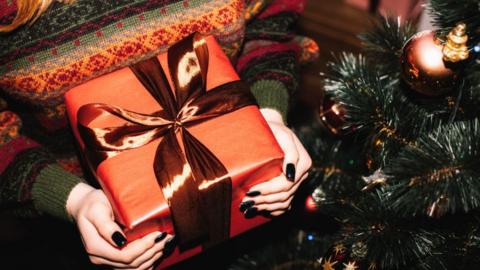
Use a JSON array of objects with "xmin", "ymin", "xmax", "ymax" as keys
[
  {"xmin": 120, "ymin": 254, "xmax": 136, "ymax": 264},
  {"xmin": 281, "ymin": 184, "xmax": 291, "ymax": 192},
  {"xmin": 89, "ymin": 256, "xmax": 101, "ymax": 265},
  {"xmin": 271, "ymin": 211, "xmax": 284, "ymax": 216},
  {"xmin": 279, "ymin": 127, "xmax": 293, "ymax": 138},
  {"xmin": 127, "ymin": 254, "xmax": 138, "ymax": 264},
  {"xmin": 305, "ymin": 155, "xmax": 313, "ymax": 169},
  {"xmin": 263, "ymin": 204, "xmax": 274, "ymax": 211},
  {"xmin": 140, "ymin": 263, "xmax": 152, "ymax": 270},
  {"xmin": 130, "ymin": 259, "xmax": 142, "ymax": 268},
  {"xmin": 280, "ymin": 193, "xmax": 290, "ymax": 202},
  {"xmin": 280, "ymin": 201, "xmax": 291, "ymax": 209},
  {"xmin": 84, "ymin": 244, "xmax": 95, "ymax": 255}
]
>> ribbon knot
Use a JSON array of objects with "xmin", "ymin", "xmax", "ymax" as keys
[
  {"xmin": 77, "ymin": 33, "xmax": 258, "ymax": 250},
  {"xmin": 173, "ymin": 119, "xmax": 183, "ymax": 129}
]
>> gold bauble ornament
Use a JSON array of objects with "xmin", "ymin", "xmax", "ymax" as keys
[
  {"xmin": 443, "ymin": 23, "xmax": 469, "ymax": 63},
  {"xmin": 400, "ymin": 27, "xmax": 467, "ymax": 97}
]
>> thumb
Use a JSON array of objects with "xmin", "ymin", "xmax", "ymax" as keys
[
  {"xmin": 88, "ymin": 199, "xmax": 127, "ymax": 248},
  {"xmin": 275, "ymin": 127, "xmax": 299, "ymax": 182}
]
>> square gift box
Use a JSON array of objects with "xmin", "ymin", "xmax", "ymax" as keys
[{"xmin": 65, "ymin": 33, "xmax": 284, "ymax": 268}]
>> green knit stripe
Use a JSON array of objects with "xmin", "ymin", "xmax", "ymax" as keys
[
  {"xmin": 250, "ymin": 79, "xmax": 289, "ymax": 120},
  {"xmin": 31, "ymin": 164, "xmax": 83, "ymax": 222}
]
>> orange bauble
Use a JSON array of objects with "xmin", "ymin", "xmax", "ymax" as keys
[{"xmin": 400, "ymin": 30, "xmax": 460, "ymax": 97}]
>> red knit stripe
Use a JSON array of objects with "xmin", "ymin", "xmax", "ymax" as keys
[
  {"xmin": 236, "ymin": 43, "xmax": 300, "ymax": 72},
  {"xmin": 0, "ymin": 136, "xmax": 40, "ymax": 173},
  {"xmin": 257, "ymin": 0, "xmax": 305, "ymax": 19},
  {"xmin": 0, "ymin": 0, "xmax": 16, "ymax": 18}
]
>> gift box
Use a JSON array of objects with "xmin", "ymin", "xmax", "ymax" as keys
[{"xmin": 65, "ymin": 33, "xmax": 284, "ymax": 269}]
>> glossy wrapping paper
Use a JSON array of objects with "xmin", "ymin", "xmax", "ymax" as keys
[{"xmin": 65, "ymin": 34, "xmax": 284, "ymax": 269}]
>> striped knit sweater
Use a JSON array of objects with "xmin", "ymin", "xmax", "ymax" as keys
[{"xmin": 0, "ymin": 0, "xmax": 318, "ymax": 221}]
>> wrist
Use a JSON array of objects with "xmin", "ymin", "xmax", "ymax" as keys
[
  {"xmin": 260, "ymin": 108, "xmax": 285, "ymax": 125},
  {"xmin": 66, "ymin": 182, "xmax": 96, "ymax": 219}
]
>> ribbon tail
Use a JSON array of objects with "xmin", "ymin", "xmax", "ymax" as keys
[
  {"xmin": 182, "ymin": 129, "xmax": 231, "ymax": 248},
  {"xmin": 154, "ymin": 130, "xmax": 209, "ymax": 250}
]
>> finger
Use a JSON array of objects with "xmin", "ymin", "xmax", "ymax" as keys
[
  {"xmin": 89, "ymin": 255, "xmax": 130, "ymax": 268},
  {"xmin": 270, "ymin": 205, "xmax": 292, "ymax": 217},
  {"xmin": 269, "ymin": 210, "xmax": 286, "ymax": 217},
  {"xmin": 270, "ymin": 125, "xmax": 299, "ymax": 181},
  {"xmin": 78, "ymin": 217, "xmax": 131, "ymax": 263},
  {"xmin": 278, "ymin": 130, "xmax": 299, "ymax": 182},
  {"xmin": 291, "ymin": 134, "xmax": 312, "ymax": 181},
  {"xmin": 113, "ymin": 231, "xmax": 162, "ymax": 265},
  {"xmin": 247, "ymin": 175, "xmax": 305, "ymax": 205},
  {"xmin": 245, "ymin": 174, "xmax": 292, "ymax": 196},
  {"xmin": 87, "ymin": 202, "xmax": 126, "ymax": 248},
  {"xmin": 88, "ymin": 229, "xmax": 160, "ymax": 265},
  {"xmin": 242, "ymin": 173, "xmax": 308, "ymax": 214},
  {"xmin": 255, "ymin": 197, "xmax": 293, "ymax": 213},
  {"xmin": 129, "ymin": 233, "xmax": 171, "ymax": 268},
  {"xmin": 244, "ymin": 173, "xmax": 308, "ymax": 206},
  {"xmin": 135, "ymin": 251, "xmax": 164, "ymax": 270}
]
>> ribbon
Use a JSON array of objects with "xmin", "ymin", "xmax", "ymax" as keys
[{"xmin": 77, "ymin": 33, "xmax": 257, "ymax": 250}]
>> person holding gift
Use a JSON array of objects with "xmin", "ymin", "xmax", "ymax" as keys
[{"xmin": 0, "ymin": 0, "xmax": 318, "ymax": 269}]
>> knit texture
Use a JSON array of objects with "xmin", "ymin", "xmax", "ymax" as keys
[
  {"xmin": 32, "ymin": 164, "xmax": 84, "ymax": 222},
  {"xmin": 250, "ymin": 80, "xmax": 289, "ymax": 120},
  {"xmin": 0, "ymin": 0, "xmax": 318, "ymax": 221}
]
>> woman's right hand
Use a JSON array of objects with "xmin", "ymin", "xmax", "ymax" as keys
[{"xmin": 66, "ymin": 183, "xmax": 175, "ymax": 270}]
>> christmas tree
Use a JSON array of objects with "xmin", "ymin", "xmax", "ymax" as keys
[{"xmin": 230, "ymin": 1, "xmax": 480, "ymax": 269}]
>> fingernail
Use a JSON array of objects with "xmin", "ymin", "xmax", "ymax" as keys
[
  {"xmin": 244, "ymin": 207, "xmax": 258, "ymax": 219},
  {"xmin": 154, "ymin": 232, "xmax": 167, "ymax": 243},
  {"xmin": 239, "ymin": 200, "xmax": 255, "ymax": 212},
  {"xmin": 163, "ymin": 236, "xmax": 177, "ymax": 258},
  {"xmin": 112, "ymin": 231, "xmax": 127, "ymax": 247},
  {"xmin": 246, "ymin": 190, "xmax": 261, "ymax": 197},
  {"xmin": 286, "ymin": 163, "xmax": 295, "ymax": 181}
]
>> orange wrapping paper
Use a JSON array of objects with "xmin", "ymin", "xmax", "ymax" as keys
[{"xmin": 65, "ymin": 35, "xmax": 284, "ymax": 268}]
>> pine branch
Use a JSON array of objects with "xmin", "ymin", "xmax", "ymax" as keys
[
  {"xmin": 428, "ymin": 0, "xmax": 480, "ymax": 45},
  {"xmin": 295, "ymin": 129, "xmax": 366, "ymax": 212},
  {"xmin": 359, "ymin": 16, "xmax": 416, "ymax": 74},
  {"xmin": 385, "ymin": 119, "xmax": 480, "ymax": 217},
  {"xmin": 323, "ymin": 54, "xmax": 436, "ymax": 168},
  {"xmin": 337, "ymin": 189, "xmax": 445, "ymax": 270}
]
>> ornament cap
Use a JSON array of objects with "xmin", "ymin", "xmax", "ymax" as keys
[{"xmin": 443, "ymin": 23, "xmax": 469, "ymax": 62}]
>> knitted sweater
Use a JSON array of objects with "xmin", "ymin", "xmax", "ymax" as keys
[{"xmin": 0, "ymin": 0, "xmax": 318, "ymax": 221}]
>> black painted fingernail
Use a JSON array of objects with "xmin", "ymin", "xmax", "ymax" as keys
[
  {"xmin": 246, "ymin": 190, "xmax": 261, "ymax": 197},
  {"xmin": 286, "ymin": 163, "xmax": 295, "ymax": 181},
  {"xmin": 112, "ymin": 231, "xmax": 127, "ymax": 247},
  {"xmin": 154, "ymin": 232, "xmax": 167, "ymax": 243},
  {"xmin": 244, "ymin": 207, "xmax": 258, "ymax": 219},
  {"xmin": 239, "ymin": 200, "xmax": 255, "ymax": 212},
  {"xmin": 163, "ymin": 236, "xmax": 177, "ymax": 258}
]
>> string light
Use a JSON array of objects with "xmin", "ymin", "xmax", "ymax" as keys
[{"xmin": 307, "ymin": 234, "xmax": 314, "ymax": 241}]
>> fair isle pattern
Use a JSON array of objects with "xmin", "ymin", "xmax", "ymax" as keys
[
  {"xmin": 1, "ymin": 0, "xmax": 241, "ymax": 74},
  {"xmin": 0, "ymin": 0, "xmax": 244, "ymax": 109}
]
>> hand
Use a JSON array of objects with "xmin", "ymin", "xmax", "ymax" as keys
[
  {"xmin": 240, "ymin": 108, "xmax": 312, "ymax": 217},
  {"xmin": 66, "ymin": 183, "xmax": 176, "ymax": 270}
]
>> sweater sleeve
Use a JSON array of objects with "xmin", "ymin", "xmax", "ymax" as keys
[
  {"xmin": 237, "ymin": 0, "xmax": 316, "ymax": 120},
  {"xmin": 0, "ymin": 98, "xmax": 82, "ymax": 222}
]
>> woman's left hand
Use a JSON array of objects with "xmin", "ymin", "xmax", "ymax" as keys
[{"xmin": 240, "ymin": 108, "xmax": 312, "ymax": 217}]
